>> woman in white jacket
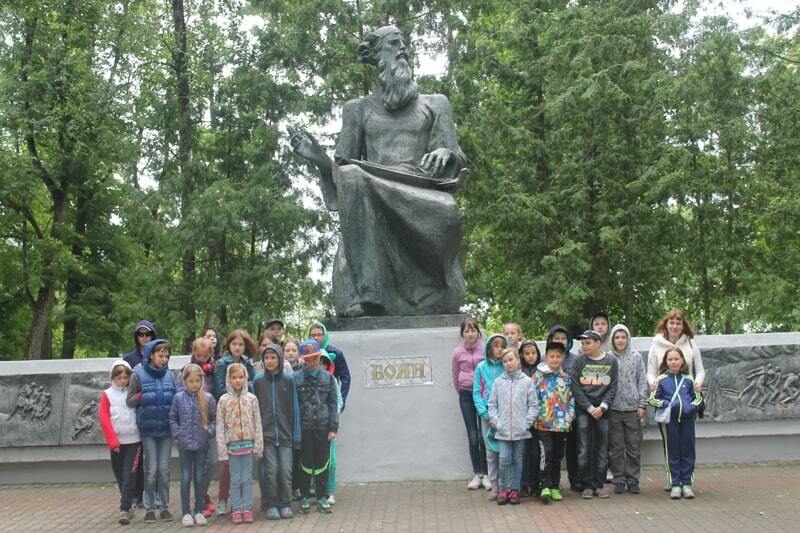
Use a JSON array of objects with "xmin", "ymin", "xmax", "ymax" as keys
[{"xmin": 647, "ymin": 309, "xmax": 705, "ymax": 392}]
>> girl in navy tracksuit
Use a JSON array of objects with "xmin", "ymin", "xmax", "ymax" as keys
[{"xmin": 649, "ymin": 347, "xmax": 703, "ymax": 499}]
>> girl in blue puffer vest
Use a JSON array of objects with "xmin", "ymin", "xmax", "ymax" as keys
[
  {"xmin": 126, "ymin": 339, "xmax": 176, "ymax": 523},
  {"xmin": 649, "ymin": 347, "xmax": 703, "ymax": 500}
]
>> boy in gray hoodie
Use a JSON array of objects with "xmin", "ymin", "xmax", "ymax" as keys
[{"xmin": 607, "ymin": 324, "xmax": 648, "ymax": 494}]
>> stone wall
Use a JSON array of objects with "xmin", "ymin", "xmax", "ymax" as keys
[{"xmin": 1, "ymin": 331, "xmax": 799, "ymax": 484}]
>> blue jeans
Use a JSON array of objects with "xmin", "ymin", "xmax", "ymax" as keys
[
  {"xmin": 458, "ymin": 390, "xmax": 487, "ymax": 475},
  {"xmin": 179, "ymin": 448, "xmax": 207, "ymax": 516},
  {"xmin": 229, "ymin": 453, "xmax": 253, "ymax": 512},
  {"xmin": 498, "ymin": 439, "xmax": 525, "ymax": 491},
  {"xmin": 263, "ymin": 445, "xmax": 293, "ymax": 508},
  {"xmin": 142, "ymin": 436, "xmax": 171, "ymax": 511}
]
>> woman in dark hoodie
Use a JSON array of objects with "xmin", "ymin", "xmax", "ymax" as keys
[
  {"xmin": 124, "ymin": 320, "xmax": 156, "ymax": 369},
  {"xmin": 518, "ymin": 340, "xmax": 542, "ymax": 496}
]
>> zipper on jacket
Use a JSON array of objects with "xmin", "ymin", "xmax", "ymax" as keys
[
  {"xmin": 675, "ymin": 374, "xmax": 684, "ymax": 422},
  {"xmin": 509, "ymin": 374, "xmax": 514, "ymax": 438},
  {"xmin": 272, "ymin": 379, "xmax": 280, "ymax": 447}
]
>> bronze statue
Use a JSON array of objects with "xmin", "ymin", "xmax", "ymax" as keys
[{"xmin": 290, "ymin": 25, "xmax": 468, "ymax": 318}]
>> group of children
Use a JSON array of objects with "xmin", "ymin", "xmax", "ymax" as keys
[
  {"xmin": 453, "ymin": 311, "xmax": 704, "ymax": 506},
  {"xmin": 99, "ymin": 319, "xmax": 350, "ymax": 526}
]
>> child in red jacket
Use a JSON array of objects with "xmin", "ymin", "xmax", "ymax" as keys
[{"xmin": 99, "ymin": 359, "xmax": 142, "ymax": 525}]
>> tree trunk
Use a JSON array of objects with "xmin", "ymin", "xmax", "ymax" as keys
[{"xmin": 62, "ymin": 193, "xmax": 90, "ymax": 359}]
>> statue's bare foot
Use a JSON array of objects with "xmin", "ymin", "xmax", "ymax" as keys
[{"xmin": 342, "ymin": 303, "xmax": 365, "ymax": 317}]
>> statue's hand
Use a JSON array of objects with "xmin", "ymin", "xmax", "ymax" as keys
[
  {"xmin": 420, "ymin": 148, "xmax": 454, "ymax": 178},
  {"xmin": 287, "ymin": 125, "xmax": 325, "ymax": 166}
]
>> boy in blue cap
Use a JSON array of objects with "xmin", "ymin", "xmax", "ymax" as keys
[{"xmin": 294, "ymin": 339, "xmax": 339, "ymax": 514}]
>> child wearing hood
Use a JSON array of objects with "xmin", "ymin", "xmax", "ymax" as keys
[
  {"xmin": 608, "ymin": 324, "xmax": 648, "ymax": 494},
  {"xmin": 488, "ymin": 348, "xmax": 539, "ymax": 505},
  {"xmin": 216, "ymin": 363, "xmax": 263, "ymax": 524},
  {"xmin": 213, "ymin": 330, "xmax": 257, "ymax": 515},
  {"xmin": 518, "ymin": 340, "xmax": 541, "ymax": 496},
  {"xmin": 253, "ymin": 343, "xmax": 301, "ymax": 521},
  {"xmin": 169, "ymin": 364, "xmax": 217, "ymax": 527},
  {"xmin": 589, "ymin": 312, "xmax": 612, "ymax": 354},
  {"xmin": 546, "ymin": 325, "xmax": 580, "ymax": 491},
  {"xmin": 309, "ymin": 320, "xmax": 351, "ymax": 410},
  {"xmin": 533, "ymin": 342, "xmax": 575, "ymax": 502},
  {"xmin": 99, "ymin": 359, "xmax": 141, "ymax": 525},
  {"xmin": 126, "ymin": 339, "xmax": 176, "ymax": 523},
  {"xmin": 472, "ymin": 333, "xmax": 509, "ymax": 500}
]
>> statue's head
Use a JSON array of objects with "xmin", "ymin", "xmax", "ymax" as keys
[{"xmin": 357, "ymin": 25, "xmax": 418, "ymax": 111}]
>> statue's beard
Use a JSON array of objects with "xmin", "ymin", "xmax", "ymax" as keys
[{"xmin": 378, "ymin": 56, "xmax": 419, "ymax": 111}]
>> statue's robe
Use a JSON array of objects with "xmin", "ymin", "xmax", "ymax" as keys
[{"xmin": 325, "ymin": 92, "xmax": 466, "ymax": 316}]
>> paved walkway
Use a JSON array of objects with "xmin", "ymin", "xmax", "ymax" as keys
[{"xmin": 1, "ymin": 463, "xmax": 798, "ymax": 532}]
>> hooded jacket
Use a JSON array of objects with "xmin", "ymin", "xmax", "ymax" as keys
[
  {"xmin": 589, "ymin": 312, "xmax": 613, "ymax": 354},
  {"xmin": 646, "ymin": 333, "xmax": 705, "ymax": 387},
  {"xmin": 649, "ymin": 371, "xmax": 703, "ymax": 423},
  {"xmin": 213, "ymin": 353, "xmax": 255, "ymax": 400},
  {"xmin": 546, "ymin": 325, "xmax": 577, "ymax": 373},
  {"xmin": 294, "ymin": 361, "xmax": 339, "ymax": 433},
  {"xmin": 126, "ymin": 339, "xmax": 175, "ymax": 439},
  {"xmin": 609, "ymin": 324, "xmax": 648, "ymax": 411},
  {"xmin": 518, "ymin": 340, "xmax": 541, "ymax": 378},
  {"xmin": 451, "ymin": 337, "xmax": 484, "ymax": 391},
  {"xmin": 472, "ymin": 334, "xmax": 509, "ymax": 420},
  {"xmin": 123, "ymin": 320, "xmax": 156, "ymax": 369},
  {"xmin": 488, "ymin": 368, "xmax": 538, "ymax": 441},
  {"xmin": 533, "ymin": 361, "xmax": 575, "ymax": 432},
  {"xmin": 99, "ymin": 359, "xmax": 140, "ymax": 449},
  {"xmin": 310, "ymin": 320, "xmax": 351, "ymax": 407},
  {"xmin": 216, "ymin": 363, "xmax": 264, "ymax": 460},
  {"xmin": 253, "ymin": 343, "xmax": 301, "ymax": 448},
  {"xmin": 169, "ymin": 378, "xmax": 217, "ymax": 451}
]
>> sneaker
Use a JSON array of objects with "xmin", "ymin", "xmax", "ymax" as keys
[
  {"xmin": 509, "ymin": 490, "xmax": 520, "ymax": 505},
  {"xmin": 582, "ymin": 488, "xmax": 594, "ymax": 499},
  {"xmin": 670, "ymin": 486, "xmax": 682, "ymax": 499},
  {"xmin": 550, "ymin": 489, "xmax": 563, "ymax": 501},
  {"xmin": 318, "ymin": 497, "xmax": 332, "ymax": 514},
  {"xmin": 481, "ymin": 476, "xmax": 492, "ymax": 490},
  {"xmin": 194, "ymin": 513, "xmax": 207, "ymax": 526},
  {"xmin": 144, "ymin": 510, "xmax": 157, "ymax": 523},
  {"xmin": 328, "ymin": 494, "xmax": 336, "ymax": 505},
  {"xmin": 231, "ymin": 510, "xmax": 243, "ymax": 524},
  {"xmin": 242, "ymin": 510, "xmax": 254, "ymax": 523},
  {"xmin": 280, "ymin": 506, "xmax": 293, "ymax": 519},
  {"xmin": 614, "ymin": 482, "xmax": 625, "ymax": 494},
  {"xmin": 119, "ymin": 511, "xmax": 131, "ymax": 525},
  {"xmin": 216, "ymin": 500, "xmax": 228, "ymax": 516},
  {"xmin": 488, "ymin": 487, "xmax": 499, "ymax": 501},
  {"xmin": 595, "ymin": 487, "xmax": 610, "ymax": 499},
  {"xmin": 182, "ymin": 514, "xmax": 194, "ymax": 527},
  {"xmin": 266, "ymin": 507, "xmax": 280, "ymax": 520},
  {"xmin": 628, "ymin": 482, "xmax": 640, "ymax": 494},
  {"xmin": 496, "ymin": 489, "xmax": 509, "ymax": 505},
  {"xmin": 539, "ymin": 487, "xmax": 551, "ymax": 500},
  {"xmin": 299, "ymin": 498, "xmax": 311, "ymax": 514},
  {"xmin": 204, "ymin": 500, "xmax": 215, "ymax": 515},
  {"xmin": 682, "ymin": 486, "xmax": 695, "ymax": 499},
  {"xmin": 127, "ymin": 510, "xmax": 136, "ymax": 522},
  {"xmin": 160, "ymin": 509, "xmax": 173, "ymax": 522},
  {"xmin": 467, "ymin": 474, "xmax": 482, "ymax": 490}
]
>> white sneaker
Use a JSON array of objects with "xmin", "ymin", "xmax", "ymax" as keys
[
  {"xmin": 327, "ymin": 494, "xmax": 336, "ymax": 505},
  {"xmin": 181, "ymin": 514, "xmax": 194, "ymax": 527},
  {"xmin": 215, "ymin": 500, "xmax": 227, "ymax": 516},
  {"xmin": 481, "ymin": 476, "xmax": 492, "ymax": 491},
  {"xmin": 194, "ymin": 513, "xmax": 207, "ymax": 526},
  {"xmin": 670, "ymin": 486, "xmax": 682, "ymax": 499},
  {"xmin": 467, "ymin": 474, "xmax": 482, "ymax": 490},
  {"xmin": 682, "ymin": 486, "xmax": 695, "ymax": 499}
]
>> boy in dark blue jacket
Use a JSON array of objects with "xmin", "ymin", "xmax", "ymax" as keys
[
  {"xmin": 294, "ymin": 339, "xmax": 339, "ymax": 514},
  {"xmin": 253, "ymin": 343, "xmax": 301, "ymax": 520}
]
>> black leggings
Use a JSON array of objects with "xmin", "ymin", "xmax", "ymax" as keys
[
  {"xmin": 539, "ymin": 431, "xmax": 567, "ymax": 489},
  {"xmin": 111, "ymin": 443, "xmax": 142, "ymax": 512},
  {"xmin": 299, "ymin": 429, "xmax": 331, "ymax": 499}
]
